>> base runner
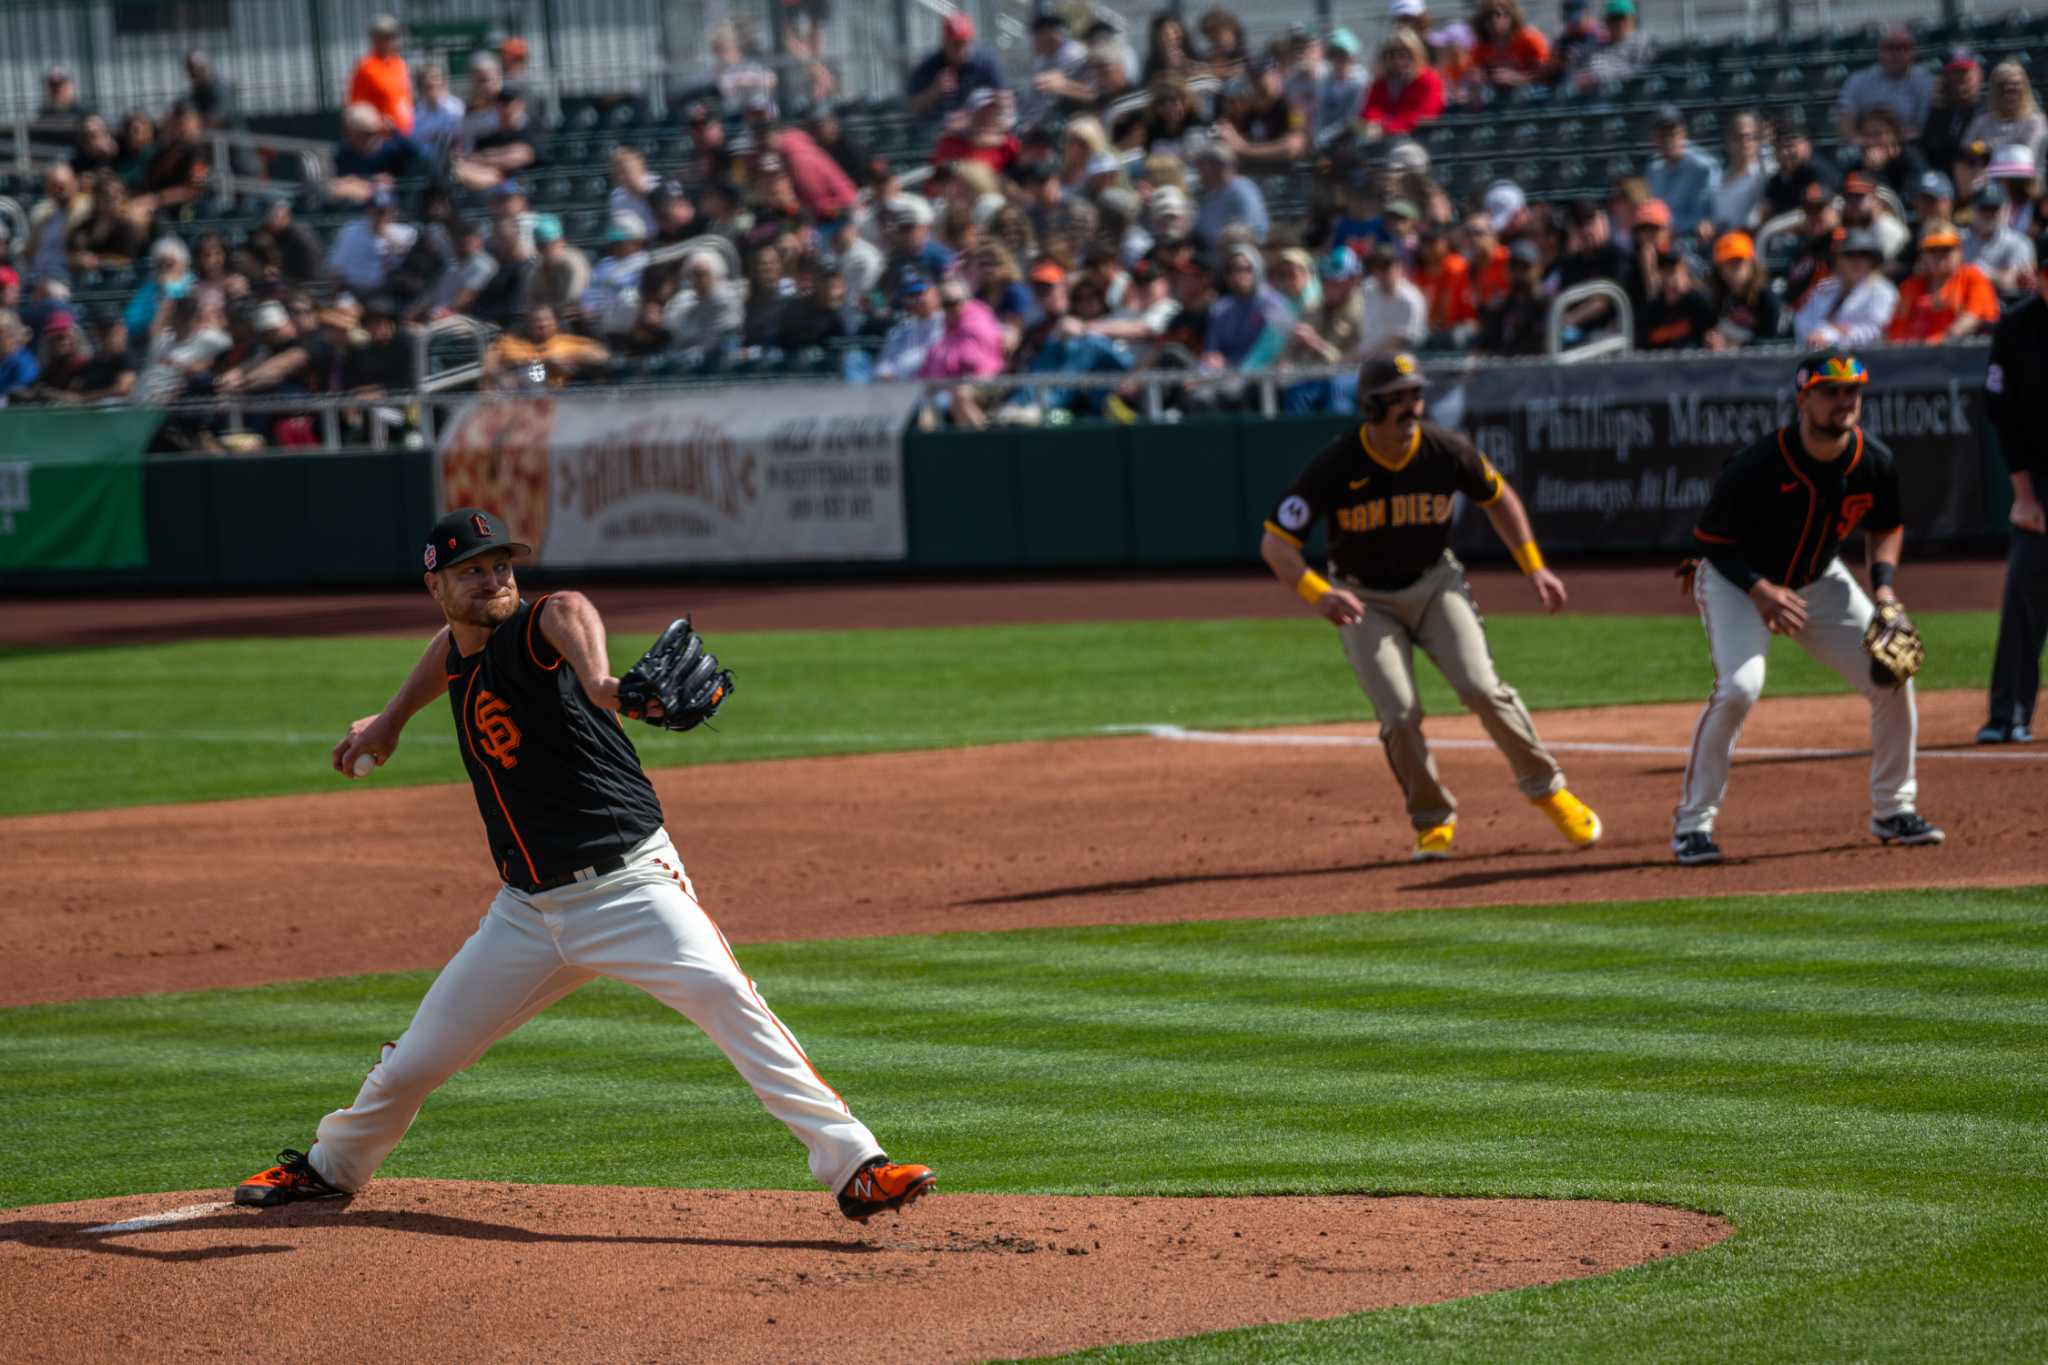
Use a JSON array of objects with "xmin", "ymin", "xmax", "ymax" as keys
[
  {"xmin": 1673, "ymin": 349, "xmax": 1944, "ymax": 864},
  {"xmin": 231, "ymin": 508, "xmax": 935, "ymax": 1225},
  {"xmin": 1259, "ymin": 353, "xmax": 1603, "ymax": 862}
]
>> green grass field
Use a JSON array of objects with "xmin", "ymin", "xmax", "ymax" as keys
[
  {"xmin": 0, "ymin": 611, "xmax": 2001, "ymax": 816},
  {"xmin": 5, "ymin": 611, "xmax": 2041, "ymax": 1358},
  {"xmin": 4, "ymin": 891, "xmax": 2043, "ymax": 1361}
]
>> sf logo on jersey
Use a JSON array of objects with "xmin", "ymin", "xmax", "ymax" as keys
[{"xmin": 474, "ymin": 690, "xmax": 524, "ymax": 769}]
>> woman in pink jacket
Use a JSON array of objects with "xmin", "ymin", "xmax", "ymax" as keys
[
  {"xmin": 920, "ymin": 278, "xmax": 1008, "ymax": 427},
  {"xmin": 1360, "ymin": 29, "xmax": 1445, "ymax": 137}
]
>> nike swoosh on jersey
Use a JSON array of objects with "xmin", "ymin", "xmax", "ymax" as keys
[
  {"xmin": 1779, "ymin": 481, "xmax": 1800, "ymax": 492},
  {"xmin": 1348, "ymin": 476, "xmax": 1371, "ymax": 489}
]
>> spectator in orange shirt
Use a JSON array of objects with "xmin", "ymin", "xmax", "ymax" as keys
[
  {"xmin": 349, "ymin": 14, "xmax": 415, "ymax": 135},
  {"xmin": 1470, "ymin": 0, "xmax": 1551, "ymax": 92},
  {"xmin": 1413, "ymin": 226, "xmax": 1476, "ymax": 339},
  {"xmin": 1890, "ymin": 221, "xmax": 2000, "ymax": 341},
  {"xmin": 1461, "ymin": 213, "xmax": 1512, "ymax": 309}
]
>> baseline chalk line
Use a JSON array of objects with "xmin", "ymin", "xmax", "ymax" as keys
[
  {"xmin": 1108, "ymin": 724, "xmax": 2048, "ymax": 763},
  {"xmin": 82, "ymin": 1201, "xmax": 234, "ymax": 1235}
]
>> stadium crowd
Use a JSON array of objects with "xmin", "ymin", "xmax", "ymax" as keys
[{"xmin": 0, "ymin": 4, "xmax": 2043, "ymax": 441}]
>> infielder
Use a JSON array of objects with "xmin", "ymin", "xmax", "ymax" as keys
[
  {"xmin": 1978, "ymin": 266, "xmax": 2047, "ymax": 745},
  {"xmin": 1674, "ymin": 349, "xmax": 1943, "ymax": 865},
  {"xmin": 1259, "ymin": 352, "xmax": 1603, "ymax": 862},
  {"xmin": 234, "ymin": 508, "xmax": 935, "ymax": 1225}
]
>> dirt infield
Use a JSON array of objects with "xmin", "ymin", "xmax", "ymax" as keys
[
  {"xmin": 0, "ymin": 559, "xmax": 2009, "ymax": 647},
  {"xmin": 4, "ymin": 688, "xmax": 2037, "ymax": 1009},
  {"xmin": 0, "ymin": 1183, "xmax": 1728, "ymax": 1363}
]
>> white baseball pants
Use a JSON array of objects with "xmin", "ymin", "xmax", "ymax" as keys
[
  {"xmin": 1675, "ymin": 558, "xmax": 1919, "ymax": 836},
  {"xmin": 305, "ymin": 829, "xmax": 884, "ymax": 1195}
]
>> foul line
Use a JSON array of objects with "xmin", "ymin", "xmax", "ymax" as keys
[
  {"xmin": 82, "ymin": 1201, "xmax": 234, "ymax": 1235},
  {"xmin": 1111, "ymin": 724, "xmax": 2048, "ymax": 763}
]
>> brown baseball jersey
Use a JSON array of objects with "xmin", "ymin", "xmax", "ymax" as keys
[{"xmin": 1265, "ymin": 420, "xmax": 1505, "ymax": 591}]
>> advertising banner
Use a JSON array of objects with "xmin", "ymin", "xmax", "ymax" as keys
[
  {"xmin": 1434, "ymin": 347, "xmax": 1987, "ymax": 559},
  {"xmin": 0, "ymin": 408, "xmax": 160, "ymax": 573},
  {"xmin": 435, "ymin": 385, "xmax": 921, "ymax": 568}
]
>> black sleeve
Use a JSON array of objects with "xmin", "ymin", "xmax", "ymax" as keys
[
  {"xmin": 1264, "ymin": 435, "xmax": 1349, "ymax": 547},
  {"xmin": 1441, "ymin": 428, "xmax": 1505, "ymax": 505},
  {"xmin": 1985, "ymin": 310, "xmax": 2040, "ymax": 480},
  {"xmin": 1694, "ymin": 449, "xmax": 1765, "ymax": 592}
]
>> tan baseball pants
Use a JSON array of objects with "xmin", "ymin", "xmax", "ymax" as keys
[{"xmin": 1337, "ymin": 552, "xmax": 1565, "ymax": 830}]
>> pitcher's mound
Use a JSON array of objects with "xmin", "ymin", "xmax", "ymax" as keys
[{"xmin": 2, "ymin": 1181, "xmax": 1728, "ymax": 1361}]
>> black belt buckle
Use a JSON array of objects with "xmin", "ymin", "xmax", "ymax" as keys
[{"xmin": 525, "ymin": 851, "xmax": 629, "ymax": 894}]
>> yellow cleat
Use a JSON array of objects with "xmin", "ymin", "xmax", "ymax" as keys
[
  {"xmin": 1411, "ymin": 821, "xmax": 1455, "ymax": 862},
  {"xmin": 1537, "ymin": 788, "xmax": 1603, "ymax": 847}
]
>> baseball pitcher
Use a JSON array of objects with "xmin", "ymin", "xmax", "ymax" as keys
[
  {"xmin": 1672, "ymin": 349, "xmax": 1944, "ymax": 864},
  {"xmin": 232, "ymin": 508, "xmax": 935, "ymax": 1225},
  {"xmin": 1259, "ymin": 353, "xmax": 1603, "ymax": 862}
]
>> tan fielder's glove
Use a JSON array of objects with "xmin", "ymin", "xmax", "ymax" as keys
[{"xmin": 1862, "ymin": 601, "xmax": 1924, "ymax": 687}]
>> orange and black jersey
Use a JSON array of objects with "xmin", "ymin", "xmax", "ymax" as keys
[
  {"xmin": 1693, "ymin": 425, "xmax": 1903, "ymax": 592},
  {"xmin": 446, "ymin": 594, "xmax": 664, "ymax": 891},
  {"xmin": 1265, "ymin": 420, "xmax": 1505, "ymax": 591}
]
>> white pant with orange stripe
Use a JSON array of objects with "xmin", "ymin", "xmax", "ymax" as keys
[
  {"xmin": 1675, "ymin": 558, "xmax": 1919, "ymax": 836},
  {"xmin": 306, "ymin": 829, "xmax": 883, "ymax": 1195}
]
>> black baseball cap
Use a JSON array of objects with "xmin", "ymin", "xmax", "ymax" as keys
[
  {"xmin": 1357, "ymin": 351, "xmax": 1426, "ymax": 396},
  {"xmin": 423, "ymin": 507, "xmax": 531, "ymax": 572}
]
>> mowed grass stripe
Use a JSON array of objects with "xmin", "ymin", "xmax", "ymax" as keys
[
  {"xmin": 0, "ymin": 612, "xmax": 2001, "ymax": 816},
  {"xmin": 4, "ymin": 888, "xmax": 2046, "ymax": 1361}
]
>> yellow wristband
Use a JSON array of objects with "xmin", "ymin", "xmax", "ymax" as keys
[
  {"xmin": 1511, "ymin": 541, "xmax": 1546, "ymax": 575},
  {"xmin": 1296, "ymin": 569, "xmax": 1332, "ymax": 606}
]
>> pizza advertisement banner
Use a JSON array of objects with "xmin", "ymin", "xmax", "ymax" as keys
[{"xmin": 435, "ymin": 385, "xmax": 921, "ymax": 568}]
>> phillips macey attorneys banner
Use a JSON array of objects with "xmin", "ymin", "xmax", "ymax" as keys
[
  {"xmin": 1429, "ymin": 346, "xmax": 1987, "ymax": 560},
  {"xmin": 434, "ymin": 385, "xmax": 922, "ymax": 568},
  {"xmin": 0, "ymin": 408, "xmax": 160, "ymax": 572}
]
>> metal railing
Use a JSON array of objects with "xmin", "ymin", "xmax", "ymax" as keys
[
  {"xmin": 2, "ymin": 121, "xmax": 332, "ymax": 192},
  {"xmin": 412, "ymin": 313, "xmax": 497, "ymax": 391},
  {"xmin": 1548, "ymin": 282, "xmax": 1634, "ymax": 363},
  {"xmin": 0, "ymin": 194, "xmax": 26, "ymax": 248}
]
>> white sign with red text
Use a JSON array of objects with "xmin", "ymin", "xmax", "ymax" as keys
[{"xmin": 436, "ymin": 384, "xmax": 918, "ymax": 567}]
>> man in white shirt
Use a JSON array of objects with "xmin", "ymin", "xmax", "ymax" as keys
[
  {"xmin": 1836, "ymin": 27, "xmax": 1936, "ymax": 141},
  {"xmin": 581, "ymin": 213, "xmax": 650, "ymax": 334},
  {"xmin": 1358, "ymin": 242, "xmax": 1428, "ymax": 354},
  {"xmin": 1019, "ymin": 14, "xmax": 1090, "ymax": 128},
  {"xmin": 1794, "ymin": 229, "xmax": 1898, "ymax": 347},
  {"xmin": 1964, "ymin": 183, "xmax": 2038, "ymax": 299},
  {"xmin": 818, "ymin": 212, "xmax": 884, "ymax": 311},
  {"xmin": 326, "ymin": 187, "xmax": 419, "ymax": 294},
  {"xmin": 874, "ymin": 270, "xmax": 946, "ymax": 379}
]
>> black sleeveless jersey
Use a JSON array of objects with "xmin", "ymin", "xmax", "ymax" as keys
[
  {"xmin": 444, "ymin": 594, "xmax": 665, "ymax": 889},
  {"xmin": 1265, "ymin": 420, "xmax": 1505, "ymax": 591},
  {"xmin": 1692, "ymin": 425, "xmax": 1902, "ymax": 591}
]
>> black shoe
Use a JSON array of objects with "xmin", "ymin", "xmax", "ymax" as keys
[
  {"xmin": 1672, "ymin": 832, "xmax": 1722, "ymax": 865},
  {"xmin": 1871, "ymin": 812, "xmax": 1944, "ymax": 846},
  {"xmin": 1976, "ymin": 723, "xmax": 2011, "ymax": 745},
  {"xmin": 233, "ymin": 1148, "xmax": 350, "ymax": 1207}
]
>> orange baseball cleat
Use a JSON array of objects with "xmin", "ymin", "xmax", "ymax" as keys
[
  {"xmin": 233, "ymin": 1149, "xmax": 351, "ymax": 1208},
  {"xmin": 837, "ymin": 1157, "xmax": 936, "ymax": 1224}
]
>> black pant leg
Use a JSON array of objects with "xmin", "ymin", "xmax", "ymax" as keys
[{"xmin": 1989, "ymin": 529, "xmax": 2048, "ymax": 729}]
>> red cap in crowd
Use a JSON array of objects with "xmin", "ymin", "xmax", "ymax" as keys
[{"xmin": 942, "ymin": 13, "xmax": 975, "ymax": 42}]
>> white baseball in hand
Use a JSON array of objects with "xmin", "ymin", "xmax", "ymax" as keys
[{"xmin": 352, "ymin": 753, "xmax": 377, "ymax": 778}]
